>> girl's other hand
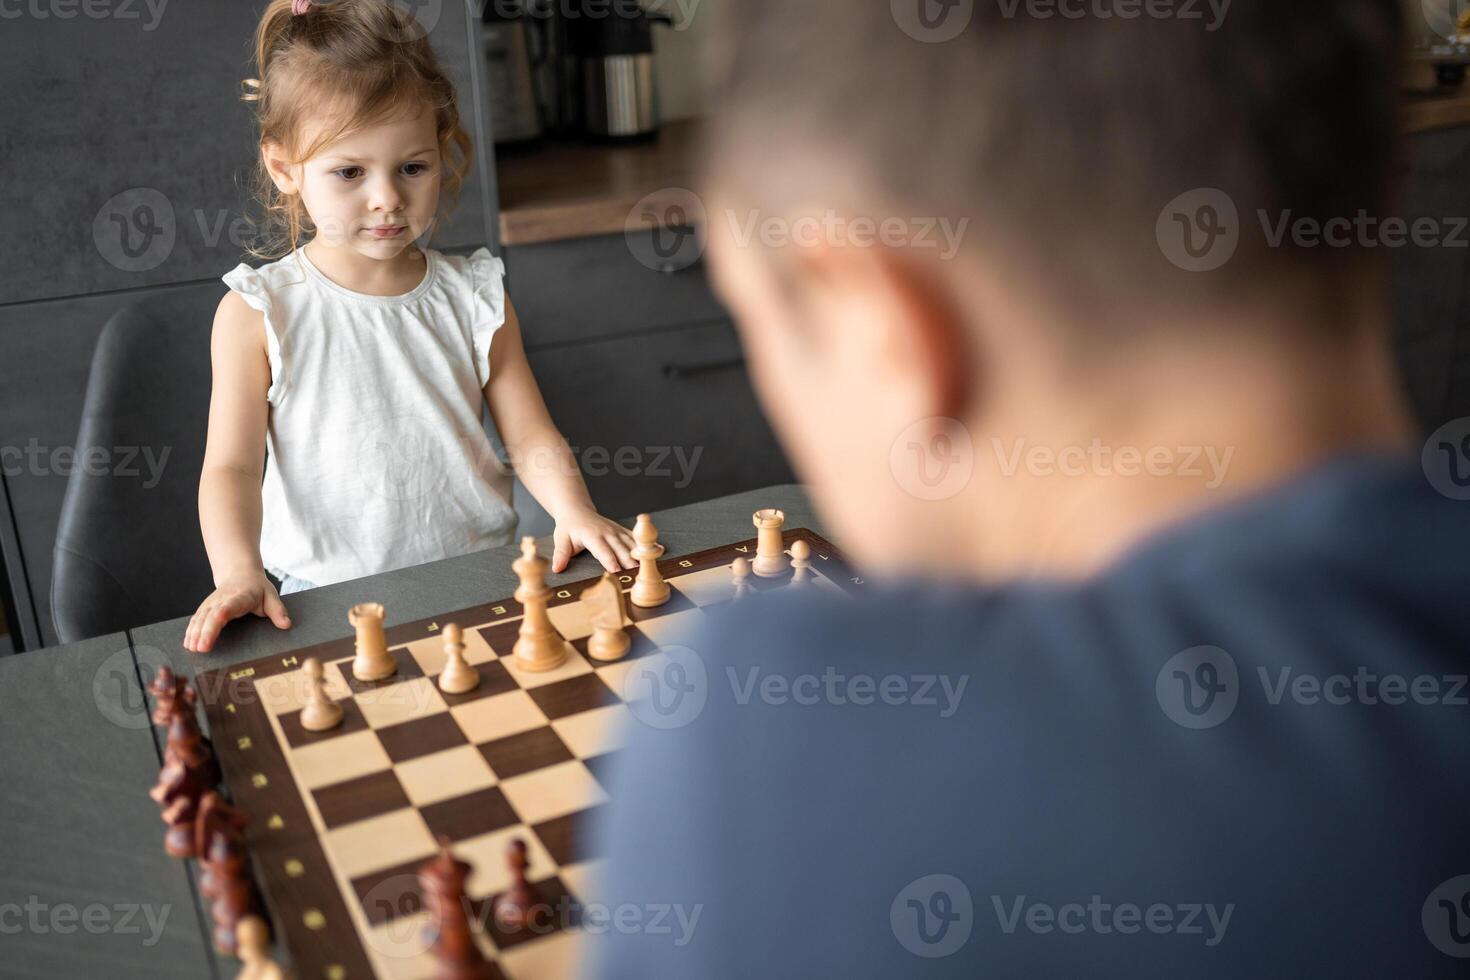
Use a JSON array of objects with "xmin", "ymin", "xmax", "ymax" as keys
[
  {"xmin": 551, "ymin": 510, "xmax": 637, "ymax": 574},
  {"xmin": 184, "ymin": 569, "xmax": 293, "ymax": 653}
]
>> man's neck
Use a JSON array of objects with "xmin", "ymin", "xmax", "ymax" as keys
[{"xmin": 944, "ymin": 325, "xmax": 1416, "ymax": 582}]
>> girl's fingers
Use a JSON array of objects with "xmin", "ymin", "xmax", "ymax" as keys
[
  {"xmin": 610, "ymin": 534, "xmax": 634, "ymax": 569},
  {"xmin": 262, "ymin": 590, "xmax": 293, "ymax": 630},
  {"xmin": 186, "ymin": 602, "xmax": 214, "ymax": 652},
  {"xmin": 201, "ymin": 593, "xmax": 249, "ymax": 650},
  {"xmin": 552, "ymin": 529, "xmax": 572, "ymax": 573},
  {"xmin": 585, "ymin": 536, "xmax": 621, "ymax": 573},
  {"xmin": 197, "ymin": 605, "xmax": 229, "ymax": 652}
]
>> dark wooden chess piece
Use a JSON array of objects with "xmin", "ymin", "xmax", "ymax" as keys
[
  {"xmin": 149, "ymin": 666, "xmax": 220, "ymax": 786},
  {"xmin": 150, "ymin": 713, "xmax": 211, "ymax": 857},
  {"xmin": 418, "ymin": 840, "xmax": 495, "ymax": 980},
  {"xmin": 195, "ymin": 792, "xmax": 248, "ymax": 899},
  {"xmin": 204, "ymin": 822, "xmax": 255, "ymax": 956},
  {"xmin": 148, "ymin": 666, "xmax": 188, "ymax": 725},
  {"xmin": 492, "ymin": 838, "xmax": 536, "ymax": 932}
]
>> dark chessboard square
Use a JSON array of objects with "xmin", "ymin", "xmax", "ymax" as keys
[
  {"xmin": 527, "ymin": 673, "xmax": 618, "ymax": 720},
  {"xmin": 351, "ymin": 857, "xmax": 430, "ymax": 927},
  {"xmin": 477, "ymin": 621, "xmax": 524, "ymax": 658},
  {"xmin": 475, "ymin": 876, "xmax": 579, "ymax": 953},
  {"xmin": 571, "ymin": 626, "xmax": 658, "ymax": 665},
  {"xmin": 582, "ymin": 751, "xmax": 622, "ymax": 793},
  {"xmin": 478, "ymin": 727, "xmax": 574, "ymax": 780},
  {"xmin": 278, "ymin": 695, "xmax": 369, "ymax": 748},
  {"xmin": 333, "ymin": 647, "xmax": 425, "ymax": 696},
  {"xmin": 436, "ymin": 658, "xmax": 518, "ymax": 708},
  {"xmin": 375, "ymin": 712, "xmax": 469, "ymax": 764},
  {"xmin": 312, "ymin": 769, "xmax": 410, "ymax": 830},
  {"xmin": 625, "ymin": 586, "xmax": 696, "ymax": 624},
  {"xmin": 532, "ymin": 805, "xmax": 607, "ymax": 866},
  {"xmin": 420, "ymin": 786, "xmax": 519, "ymax": 843}
]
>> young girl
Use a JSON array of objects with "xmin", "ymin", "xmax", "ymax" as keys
[{"xmin": 185, "ymin": 0, "xmax": 635, "ymax": 654}]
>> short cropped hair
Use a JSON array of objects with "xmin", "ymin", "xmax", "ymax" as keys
[{"xmin": 701, "ymin": 0, "xmax": 1406, "ymax": 334}]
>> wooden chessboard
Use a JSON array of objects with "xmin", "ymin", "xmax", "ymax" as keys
[{"xmin": 197, "ymin": 529, "xmax": 857, "ymax": 979}]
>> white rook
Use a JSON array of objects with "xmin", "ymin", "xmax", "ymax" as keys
[{"xmin": 752, "ymin": 508, "xmax": 789, "ymax": 577}]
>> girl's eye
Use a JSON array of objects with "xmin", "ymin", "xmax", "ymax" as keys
[{"xmin": 331, "ymin": 164, "xmax": 429, "ymax": 180}]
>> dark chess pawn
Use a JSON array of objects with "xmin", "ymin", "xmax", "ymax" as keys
[
  {"xmin": 492, "ymin": 839, "xmax": 537, "ymax": 933},
  {"xmin": 150, "ymin": 714, "xmax": 210, "ymax": 857},
  {"xmin": 205, "ymin": 825, "xmax": 255, "ymax": 956},
  {"xmin": 148, "ymin": 666, "xmax": 192, "ymax": 725},
  {"xmin": 418, "ymin": 841, "xmax": 495, "ymax": 980}
]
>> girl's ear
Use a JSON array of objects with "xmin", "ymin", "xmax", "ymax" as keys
[{"xmin": 261, "ymin": 141, "xmax": 301, "ymax": 195}]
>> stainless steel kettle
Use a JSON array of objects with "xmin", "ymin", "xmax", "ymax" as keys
[{"xmin": 571, "ymin": 4, "xmax": 674, "ymax": 140}]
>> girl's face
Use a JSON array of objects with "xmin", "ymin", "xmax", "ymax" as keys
[{"xmin": 272, "ymin": 107, "xmax": 442, "ymax": 257}]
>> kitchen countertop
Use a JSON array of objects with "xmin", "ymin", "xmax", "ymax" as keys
[
  {"xmin": 496, "ymin": 118, "xmax": 703, "ymax": 247},
  {"xmin": 1404, "ymin": 89, "xmax": 1470, "ymax": 134}
]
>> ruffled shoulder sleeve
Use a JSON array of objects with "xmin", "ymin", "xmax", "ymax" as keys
[
  {"xmin": 466, "ymin": 247, "xmax": 508, "ymax": 389},
  {"xmin": 222, "ymin": 262, "xmax": 287, "ymax": 405}
]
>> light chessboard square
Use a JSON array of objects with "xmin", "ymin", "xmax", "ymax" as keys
[
  {"xmin": 324, "ymin": 809, "xmax": 437, "ymax": 880},
  {"xmin": 355, "ymin": 677, "xmax": 447, "ymax": 729},
  {"xmin": 450, "ymin": 689, "xmax": 550, "ymax": 744},
  {"xmin": 499, "ymin": 760, "xmax": 609, "ymax": 826},
  {"xmin": 394, "ymin": 744, "xmax": 498, "ymax": 807}
]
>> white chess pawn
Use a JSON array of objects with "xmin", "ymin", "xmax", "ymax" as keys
[
  {"xmin": 731, "ymin": 557, "xmax": 754, "ymax": 601},
  {"xmin": 235, "ymin": 915, "xmax": 285, "ymax": 980},
  {"xmin": 789, "ymin": 539, "xmax": 813, "ymax": 587},
  {"xmin": 437, "ymin": 623, "xmax": 479, "ymax": 694},
  {"xmin": 299, "ymin": 657, "xmax": 342, "ymax": 732},
  {"xmin": 630, "ymin": 513, "xmax": 670, "ymax": 608}
]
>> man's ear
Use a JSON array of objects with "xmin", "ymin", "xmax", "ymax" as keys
[
  {"xmin": 261, "ymin": 141, "xmax": 301, "ymax": 196},
  {"xmin": 796, "ymin": 241, "xmax": 973, "ymax": 423}
]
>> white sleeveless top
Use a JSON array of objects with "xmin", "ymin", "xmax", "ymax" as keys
[{"xmin": 221, "ymin": 245, "xmax": 517, "ymax": 586}]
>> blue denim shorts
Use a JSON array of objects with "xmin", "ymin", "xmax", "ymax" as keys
[{"xmin": 276, "ymin": 572, "xmax": 317, "ymax": 596}]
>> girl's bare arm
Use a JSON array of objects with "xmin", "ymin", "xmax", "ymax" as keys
[{"xmin": 185, "ymin": 292, "xmax": 292, "ymax": 653}]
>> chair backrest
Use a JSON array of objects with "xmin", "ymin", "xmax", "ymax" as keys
[{"xmin": 52, "ymin": 285, "xmax": 219, "ymax": 644}]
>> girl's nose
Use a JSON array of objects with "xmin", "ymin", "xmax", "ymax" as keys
[{"xmin": 367, "ymin": 175, "xmax": 405, "ymax": 213}]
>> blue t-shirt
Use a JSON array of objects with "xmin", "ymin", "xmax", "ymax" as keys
[{"xmin": 589, "ymin": 452, "xmax": 1470, "ymax": 977}]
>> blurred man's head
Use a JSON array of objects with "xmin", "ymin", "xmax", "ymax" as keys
[{"xmin": 700, "ymin": 1, "xmax": 1410, "ymax": 575}]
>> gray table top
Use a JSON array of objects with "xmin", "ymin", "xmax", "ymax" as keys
[
  {"xmin": 0, "ymin": 632, "xmax": 218, "ymax": 980},
  {"xmin": 7, "ymin": 485, "xmax": 817, "ymax": 978}
]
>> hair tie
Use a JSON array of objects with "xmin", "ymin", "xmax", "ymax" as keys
[{"xmin": 292, "ymin": 0, "xmax": 312, "ymax": 15}]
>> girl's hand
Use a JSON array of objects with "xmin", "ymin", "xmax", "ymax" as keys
[
  {"xmin": 184, "ymin": 569, "xmax": 293, "ymax": 653},
  {"xmin": 551, "ymin": 510, "xmax": 637, "ymax": 574}
]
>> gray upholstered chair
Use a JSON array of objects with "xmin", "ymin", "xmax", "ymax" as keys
[{"xmin": 51, "ymin": 285, "xmax": 219, "ymax": 644}]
